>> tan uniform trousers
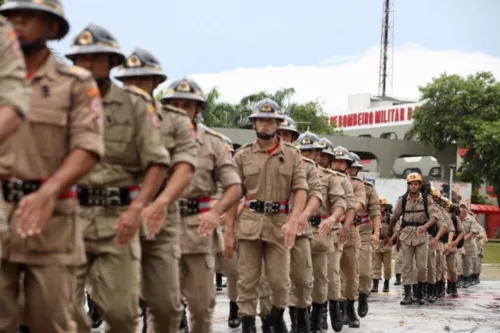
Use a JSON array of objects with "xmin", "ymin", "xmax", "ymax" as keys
[
  {"xmin": 141, "ymin": 235, "xmax": 183, "ymax": 333},
  {"xmin": 257, "ymin": 264, "xmax": 273, "ymax": 316},
  {"xmin": 358, "ymin": 232, "xmax": 372, "ymax": 294},
  {"xmin": 216, "ymin": 252, "xmax": 239, "ymax": 302},
  {"xmin": 435, "ymin": 243, "xmax": 443, "ymax": 282},
  {"xmin": 73, "ymin": 237, "xmax": 141, "ymax": 333},
  {"xmin": 237, "ymin": 239, "xmax": 291, "ymax": 317},
  {"xmin": 456, "ymin": 251, "xmax": 463, "ymax": 275},
  {"xmin": 340, "ymin": 229, "xmax": 360, "ymax": 301},
  {"xmin": 445, "ymin": 251, "xmax": 458, "ymax": 282},
  {"xmin": 461, "ymin": 254, "xmax": 475, "ymax": 277},
  {"xmin": 394, "ymin": 250, "xmax": 403, "ymax": 274},
  {"xmin": 180, "ymin": 253, "xmax": 216, "ymax": 333},
  {"xmin": 288, "ymin": 236, "xmax": 314, "ymax": 308},
  {"xmin": 401, "ymin": 241, "xmax": 428, "ymax": 284},
  {"xmin": 373, "ymin": 250, "xmax": 392, "ymax": 280},
  {"xmin": 0, "ymin": 262, "xmax": 76, "ymax": 332},
  {"xmin": 327, "ymin": 240, "xmax": 343, "ymax": 301},
  {"xmin": 427, "ymin": 244, "xmax": 437, "ymax": 284}
]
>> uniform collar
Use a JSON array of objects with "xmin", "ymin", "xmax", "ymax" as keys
[
  {"xmin": 30, "ymin": 53, "xmax": 58, "ymax": 82},
  {"xmin": 251, "ymin": 138, "xmax": 285, "ymax": 155},
  {"xmin": 103, "ymin": 82, "xmax": 125, "ymax": 104},
  {"xmin": 407, "ymin": 192, "xmax": 423, "ymax": 201}
]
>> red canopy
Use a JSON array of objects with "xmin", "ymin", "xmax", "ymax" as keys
[{"xmin": 470, "ymin": 204, "xmax": 500, "ymax": 215}]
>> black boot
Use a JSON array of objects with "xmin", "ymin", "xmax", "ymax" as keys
[
  {"xmin": 228, "ymin": 301, "xmax": 241, "ymax": 328},
  {"xmin": 87, "ymin": 293, "xmax": 103, "ymax": 329},
  {"xmin": 310, "ymin": 303, "xmax": 323, "ymax": 333},
  {"xmin": 180, "ymin": 306, "xmax": 188, "ymax": 333},
  {"xmin": 140, "ymin": 299, "xmax": 147, "ymax": 333},
  {"xmin": 297, "ymin": 308, "xmax": 311, "ymax": 333},
  {"xmin": 321, "ymin": 301, "xmax": 328, "ymax": 330},
  {"xmin": 18, "ymin": 326, "xmax": 30, "ymax": 333},
  {"xmin": 463, "ymin": 276, "xmax": 471, "ymax": 288},
  {"xmin": 476, "ymin": 274, "xmax": 481, "ymax": 284},
  {"xmin": 400, "ymin": 285, "xmax": 413, "ymax": 305},
  {"xmin": 261, "ymin": 314, "xmax": 273, "ymax": 333},
  {"xmin": 242, "ymin": 316, "xmax": 257, "ymax": 333},
  {"xmin": 370, "ymin": 279, "xmax": 379, "ymax": 293},
  {"xmin": 383, "ymin": 279, "xmax": 390, "ymax": 292},
  {"xmin": 394, "ymin": 273, "xmax": 402, "ymax": 285},
  {"xmin": 346, "ymin": 300, "xmax": 360, "ymax": 328},
  {"xmin": 427, "ymin": 284, "xmax": 435, "ymax": 303},
  {"xmin": 328, "ymin": 300, "xmax": 343, "ymax": 332},
  {"xmin": 473, "ymin": 274, "xmax": 479, "ymax": 285},
  {"xmin": 451, "ymin": 282, "xmax": 458, "ymax": 297},
  {"xmin": 357, "ymin": 293, "xmax": 368, "ymax": 318},
  {"xmin": 339, "ymin": 301, "xmax": 348, "ymax": 325},
  {"xmin": 457, "ymin": 275, "xmax": 463, "ymax": 288},
  {"xmin": 216, "ymin": 272, "xmax": 223, "ymax": 291},
  {"xmin": 289, "ymin": 306, "xmax": 298, "ymax": 333},
  {"xmin": 271, "ymin": 307, "xmax": 288, "ymax": 333},
  {"xmin": 411, "ymin": 284, "xmax": 418, "ymax": 303},
  {"xmin": 417, "ymin": 282, "xmax": 425, "ymax": 305}
]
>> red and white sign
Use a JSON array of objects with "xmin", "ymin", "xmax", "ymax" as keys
[{"xmin": 330, "ymin": 103, "xmax": 422, "ymax": 129}]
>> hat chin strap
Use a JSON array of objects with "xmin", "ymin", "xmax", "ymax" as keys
[{"xmin": 256, "ymin": 131, "xmax": 276, "ymax": 140}]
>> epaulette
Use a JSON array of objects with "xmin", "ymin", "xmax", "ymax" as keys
[
  {"xmin": 204, "ymin": 126, "xmax": 226, "ymax": 141},
  {"xmin": 301, "ymin": 156, "xmax": 316, "ymax": 166},
  {"xmin": 363, "ymin": 180, "xmax": 374, "ymax": 188},
  {"xmin": 331, "ymin": 169, "xmax": 347, "ymax": 178},
  {"xmin": 351, "ymin": 175, "xmax": 363, "ymax": 182},
  {"xmin": 284, "ymin": 141, "xmax": 300, "ymax": 151},
  {"xmin": 161, "ymin": 104, "xmax": 188, "ymax": 117},
  {"xmin": 124, "ymin": 85, "xmax": 153, "ymax": 102},
  {"xmin": 57, "ymin": 64, "xmax": 92, "ymax": 81},
  {"xmin": 236, "ymin": 142, "xmax": 253, "ymax": 152}
]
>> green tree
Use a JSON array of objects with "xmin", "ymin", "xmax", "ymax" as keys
[{"xmin": 409, "ymin": 71, "xmax": 500, "ymax": 205}]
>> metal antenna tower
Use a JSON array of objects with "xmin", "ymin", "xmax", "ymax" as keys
[{"xmin": 378, "ymin": 0, "xmax": 394, "ymax": 97}]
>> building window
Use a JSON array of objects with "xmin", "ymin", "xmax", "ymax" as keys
[{"xmin": 380, "ymin": 132, "xmax": 398, "ymax": 140}]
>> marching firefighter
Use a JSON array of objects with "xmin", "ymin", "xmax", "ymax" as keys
[{"xmin": 372, "ymin": 197, "xmax": 392, "ymax": 293}]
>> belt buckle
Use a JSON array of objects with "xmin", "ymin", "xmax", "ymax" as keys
[
  {"xmin": 247, "ymin": 200, "xmax": 257, "ymax": 212},
  {"xmin": 105, "ymin": 187, "xmax": 121, "ymax": 207},
  {"xmin": 263, "ymin": 201, "xmax": 275, "ymax": 214},
  {"xmin": 8, "ymin": 178, "xmax": 24, "ymax": 202}
]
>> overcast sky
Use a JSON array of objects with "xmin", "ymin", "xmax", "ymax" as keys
[{"xmin": 50, "ymin": 0, "xmax": 500, "ymax": 114}]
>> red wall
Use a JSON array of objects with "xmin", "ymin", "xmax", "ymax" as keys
[{"xmin": 485, "ymin": 214, "xmax": 500, "ymax": 239}]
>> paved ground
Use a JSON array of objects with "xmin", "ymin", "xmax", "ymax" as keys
[{"xmin": 93, "ymin": 265, "xmax": 500, "ymax": 333}]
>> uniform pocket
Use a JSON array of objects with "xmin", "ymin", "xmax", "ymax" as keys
[
  {"xmin": 28, "ymin": 109, "xmax": 68, "ymax": 158},
  {"xmin": 25, "ymin": 213, "xmax": 75, "ymax": 253}
]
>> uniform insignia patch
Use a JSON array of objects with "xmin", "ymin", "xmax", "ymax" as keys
[
  {"xmin": 79, "ymin": 31, "xmax": 93, "ymax": 45},
  {"xmin": 127, "ymin": 55, "xmax": 141, "ymax": 68},
  {"xmin": 7, "ymin": 30, "xmax": 22, "ymax": 59},
  {"xmin": 147, "ymin": 104, "xmax": 156, "ymax": 115},
  {"xmin": 261, "ymin": 104, "xmax": 271, "ymax": 112},
  {"xmin": 89, "ymin": 96, "xmax": 102, "ymax": 115},
  {"xmin": 178, "ymin": 81, "xmax": 190, "ymax": 92},
  {"xmin": 86, "ymin": 87, "xmax": 100, "ymax": 98},
  {"xmin": 189, "ymin": 122, "xmax": 196, "ymax": 139},
  {"xmin": 151, "ymin": 114, "xmax": 161, "ymax": 128}
]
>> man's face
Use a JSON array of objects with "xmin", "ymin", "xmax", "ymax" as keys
[
  {"xmin": 73, "ymin": 53, "xmax": 112, "ymax": 80},
  {"xmin": 408, "ymin": 181, "xmax": 421, "ymax": 194},
  {"xmin": 122, "ymin": 76, "xmax": 157, "ymax": 94},
  {"xmin": 459, "ymin": 205, "xmax": 467, "ymax": 217},
  {"xmin": 347, "ymin": 167, "xmax": 358, "ymax": 177},
  {"xmin": 277, "ymin": 129, "xmax": 294, "ymax": 143},
  {"xmin": 7, "ymin": 9, "xmax": 57, "ymax": 47},
  {"xmin": 255, "ymin": 118, "xmax": 278, "ymax": 136},
  {"xmin": 332, "ymin": 159, "xmax": 348, "ymax": 172},
  {"xmin": 301, "ymin": 149, "xmax": 317, "ymax": 160},
  {"xmin": 318, "ymin": 153, "xmax": 330, "ymax": 168},
  {"xmin": 167, "ymin": 98, "xmax": 200, "ymax": 120}
]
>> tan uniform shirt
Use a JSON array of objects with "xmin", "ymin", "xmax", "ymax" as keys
[
  {"xmin": 78, "ymin": 84, "xmax": 170, "ymax": 241},
  {"xmin": 318, "ymin": 167, "xmax": 347, "ymax": 228},
  {"xmin": 358, "ymin": 181, "xmax": 380, "ymax": 235},
  {"xmin": 234, "ymin": 139, "xmax": 308, "ymax": 243},
  {"xmin": 392, "ymin": 192, "xmax": 440, "ymax": 246},
  {"xmin": 461, "ymin": 214, "xmax": 479, "ymax": 254},
  {"xmin": 155, "ymin": 102, "xmax": 198, "ymax": 237},
  {"xmin": 180, "ymin": 126, "xmax": 241, "ymax": 255},
  {"xmin": 0, "ymin": 55, "xmax": 104, "ymax": 265},
  {"xmin": 300, "ymin": 157, "xmax": 323, "ymax": 238},
  {"xmin": 0, "ymin": 17, "xmax": 30, "ymax": 117},
  {"xmin": 344, "ymin": 176, "xmax": 366, "ymax": 246},
  {"xmin": 377, "ymin": 213, "xmax": 392, "ymax": 252}
]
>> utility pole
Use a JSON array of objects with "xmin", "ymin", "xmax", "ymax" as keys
[{"xmin": 378, "ymin": 0, "xmax": 394, "ymax": 97}]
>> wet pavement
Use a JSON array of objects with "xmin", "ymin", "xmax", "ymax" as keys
[{"xmin": 93, "ymin": 266, "xmax": 500, "ymax": 333}]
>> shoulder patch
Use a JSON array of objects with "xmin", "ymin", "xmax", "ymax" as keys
[
  {"xmin": 161, "ymin": 104, "xmax": 189, "ymax": 117},
  {"xmin": 57, "ymin": 64, "xmax": 92, "ymax": 81},
  {"xmin": 124, "ymin": 85, "xmax": 153, "ymax": 102}
]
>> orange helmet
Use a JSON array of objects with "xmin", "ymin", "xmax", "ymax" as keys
[
  {"xmin": 406, "ymin": 172, "xmax": 422, "ymax": 183},
  {"xmin": 379, "ymin": 197, "xmax": 387, "ymax": 205},
  {"xmin": 431, "ymin": 187, "xmax": 442, "ymax": 199}
]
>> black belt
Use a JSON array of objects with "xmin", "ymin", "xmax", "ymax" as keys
[
  {"xmin": 179, "ymin": 197, "xmax": 211, "ymax": 217},
  {"xmin": 77, "ymin": 185, "xmax": 138, "ymax": 207},
  {"xmin": 2, "ymin": 178, "xmax": 77, "ymax": 203},
  {"xmin": 244, "ymin": 199, "xmax": 289, "ymax": 214}
]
